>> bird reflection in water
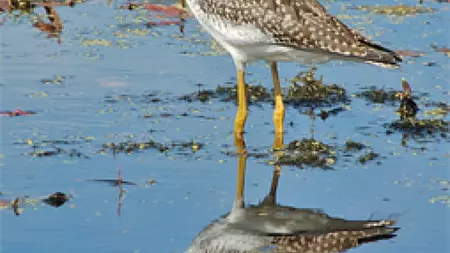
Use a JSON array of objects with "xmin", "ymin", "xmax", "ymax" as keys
[{"xmin": 186, "ymin": 134, "xmax": 399, "ymax": 253}]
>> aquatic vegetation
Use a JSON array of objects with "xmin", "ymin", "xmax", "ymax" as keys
[
  {"xmin": 345, "ymin": 140, "xmax": 366, "ymax": 152},
  {"xmin": 278, "ymin": 138, "xmax": 337, "ymax": 169},
  {"xmin": 0, "ymin": 192, "xmax": 70, "ymax": 216},
  {"xmin": 424, "ymin": 105, "xmax": 449, "ymax": 117},
  {"xmin": 118, "ymin": 1, "xmax": 186, "ymax": 31},
  {"xmin": 285, "ymin": 67, "xmax": 349, "ymax": 107},
  {"xmin": 429, "ymin": 196, "xmax": 450, "ymax": 207},
  {"xmin": 103, "ymin": 92, "xmax": 167, "ymax": 104},
  {"xmin": 385, "ymin": 118, "xmax": 449, "ymax": 138},
  {"xmin": 355, "ymin": 87, "xmax": 402, "ymax": 104},
  {"xmin": 99, "ymin": 139, "xmax": 204, "ymax": 156},
  {"xmin": 354, "ymin": 4, "xmax": 435, "ymax": 16},
  {"xmin": 28, "ymin": 148, "xmax": 89, "ymax": 158},
  {"xmin": 318, "ymin": 107, "xmax": 347, "ymax": 120},
  {"xmin": 180, "ymin": 84, "xmax": 272, "ymax": 104},
  {"xmin": 40, "ymin": 75, "xmax": 73, "ymax": 85},
  {"xmin": 18, "ymin": 135, "xmax": 93, "ymax": 159},
  {"xmin": 359, "ymin": 152, "xmax": 380, "ymax": 165},
  {"xmin": 1, "ymin": 0, "xmax": 77, "ymax": 39}
]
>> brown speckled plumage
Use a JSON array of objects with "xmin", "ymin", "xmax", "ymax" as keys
[
  {"xmin": 185, "ymin": 202, "xmax": 399, "ymax": 253},
  {"xmin": 188, "ymin": 0, "xmax": 401, "ymax": 66}
]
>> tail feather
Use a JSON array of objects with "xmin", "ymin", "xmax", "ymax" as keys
[
  {"xmin": 327, "ymin": 218, "xmax": 397, "ymax": 232},
  {"xmin": 361, "ymin": 40, "xmax": 403, "ymax": 68}
]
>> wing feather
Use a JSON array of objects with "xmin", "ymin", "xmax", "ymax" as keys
[{"xmin": 199, "ymin": 0, "xmax": 401, "ymax": 65}]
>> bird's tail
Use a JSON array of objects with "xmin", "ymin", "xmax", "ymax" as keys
[{"xmin": 361, "ymin": 40, "xmax": 403, "ymax": 68}]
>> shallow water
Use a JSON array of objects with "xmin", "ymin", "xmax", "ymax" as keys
[{"xmin": 1, "ymin": 0, "xmax": 449, "ymax": 252}]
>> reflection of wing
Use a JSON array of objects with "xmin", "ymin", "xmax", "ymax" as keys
[
  {"xmin": 187, "ymin": 204, "xmax": 398, "ymax": 253},
  {"xmin": 228, "ymin": 205, "xmax": 396, "ymax": 236}
]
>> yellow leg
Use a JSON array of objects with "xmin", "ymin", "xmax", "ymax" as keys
[
  {"xmin": 234, "ymin": 68, "xmax": 248, "ymax": 137},
  {"xmin": 271, "ymin": 62, "xmax": 285, "ymax": 149}
]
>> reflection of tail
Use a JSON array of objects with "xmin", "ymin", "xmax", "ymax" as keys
[
  {"xmin": 327, "ymin": 218, "xmax": 396, "ymax": 231},
  {"xmin": 326, "ymin": 218, "xmax": 399, "ymax": 241},
  {"xmin": 358, "ymin": 226, "xmax": 399, "ymax": 243}
]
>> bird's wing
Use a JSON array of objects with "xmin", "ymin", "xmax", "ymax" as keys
[{"xmin": 199, "ymin": 0, "xmax": 401, "ymax": 65}]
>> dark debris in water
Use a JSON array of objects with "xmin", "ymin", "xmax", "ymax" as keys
[
  {"xmin": 87, "ymin": 179, "xmax": 137, "ymax": 186},
  {"xmin": 285, "ymin": 68, "xmax": 349, "ymax": 107},
  {"xmin": 0, "ymin": 109, "xmax": 36, "ymax": 117},
  {"xmin": 220, "ymin": 137, "xmax": 382, "ymax": 169},
  {"xmin": 40, "ymin": 75, "xmax": 73, "ymax": 85},
  {"xmin": 431, "ymin": 45, "xmax": 450, "ymax": 57},
  {"xmin": 180, "ymin": 84, "xmax": 272, "ymax": 105},
  {"xmin": 385, "ymin": 118, "xmax": 449, "ymax": 139},
  {"xmin": 278, "ymin": 138, "xmax": 337, "ymax": 169},
  {"xmin": 142, "ymin": 112, "xmax": 216, "ymax": 120},
  {"xmin": 41, "ymin": 192, "xmax": 70, "ymax": 207},
  {"xmin": 355, "ymin": 87, "xmax": 400, "ymax": 104},
  {"xmin": 355, "ymin": 86, "xmax": 425, "ymax": 105},
  {"xmin": 103, "ymin": 92, "xmax": 166, "ymax": 104},
  {"xmin": 318, "ymin": 107, "xmax": 347, "ymax": 120},
  {"xmin": 345, "ymin": 140, "xmax": 366, "ymax": 152},
  {"xmin": 99, "ymin": 139, "xmax": 203, "ymax": 155},
  {"xmin": 279, "ymin": 138, "xmax": 381, "ymax": 168},
  {"xmin": 19, "ymin": 135, "xmax": 92, "ymax": 158},
  {"xmin": 16, "ymin": 136, "xmax": 94, "ymax": 146},
  {"xmin": 358, "ymin": 152, "xmax": 380, "ymax": 165},
  {"xmin": 179, "ymin": 68, "xmax": 348, "ymax": 112},
  {"xmin": 1, "ymin": 191, "xmax": 71, "ymax": 216},
  {"xmin": 28, "ymin": 148, "xmax": 89, "ymax": 158},
  {"xmin": 397, "ymin": 78, "xmax": 419, "ymax": 119}
]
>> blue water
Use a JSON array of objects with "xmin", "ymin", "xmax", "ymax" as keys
[{"xmin": 1, "ymin": 0, "xmax": 449, "ymax": 252}]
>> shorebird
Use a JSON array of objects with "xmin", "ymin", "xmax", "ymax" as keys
[{"xmin": 184, "ymin": 0, "xmax": 402, "ymax": 146}]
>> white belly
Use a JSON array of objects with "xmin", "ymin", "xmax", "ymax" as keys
[{"xmin": 187, "ymin": 1, "xmax": 333, "ymax": 67}]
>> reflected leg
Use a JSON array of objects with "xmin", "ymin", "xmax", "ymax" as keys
[
  {"xmin": 234, "ymin": 137, "xmax": 247, "ymax": 209},
  {"xmin": 262, "ymin": 131, "xmax": 284, "ymax": 205}
]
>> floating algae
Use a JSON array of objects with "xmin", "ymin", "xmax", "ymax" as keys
[
  {"xmin": 386, "ymin": 118, "xmax": 449, "ymax": 138},
  {"xmin": 99, "ymin": 139, "xmax": 204, "ymax": 155},
  {"xmin": 359, "ymin": 152, "xmax": 380, "ymax": 165},
  {"xmin": 355, "ymin": 87, "xmax": 402, "ymax": 104},
  {"xmin": 355, "ymin": 4, "xmax": 434, "ymax": 16},
  {"xmin": 277, "ymin": 138, "xmax": 337, "ymax": 169},
  {"xmin": 180, "ymin": 84, "xmax": 272, "ymax": 104},
  {"xmin": 285, "ymin": 67, "xmax": 348, "ymax": 107},
  {"xmin": 345, "ymin": 140, "xmax": 366, "ymax": 152}
]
